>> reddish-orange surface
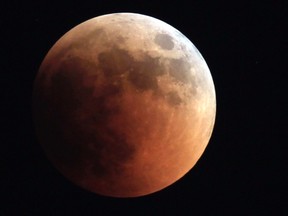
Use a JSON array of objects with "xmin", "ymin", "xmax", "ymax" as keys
[{"xmin": 33, "ymin": 13, "xmax": 216, "ymax": 197}]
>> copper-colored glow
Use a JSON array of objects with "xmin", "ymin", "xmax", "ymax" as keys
[{"xmin": 33, "ymin": 13, "xmax": 216, "ymax": 197}]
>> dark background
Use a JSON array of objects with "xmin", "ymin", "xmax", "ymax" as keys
[{"xmin": 2, "ymin": 0, "xmax": 287, "ymax": 215}]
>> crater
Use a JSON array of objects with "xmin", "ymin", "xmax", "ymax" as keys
[
  {"xmin": 166, "ymin": 91, "xmax": 183, "ymax": 106},
  {"xmin": 98, "ymin": 47, "xmax": 132, "ymax": 77},
  {"xmin": 116, "ymin": 35, "xmax": 126, "ymax": 44},
  {"xmin": 98, "ymin": 46, "xmax": 167, "ymax": 93},
  {"xmin": 168, "ymin": 58, "xmax": 192, "ymax": 84},
  {"xmin": 128, "ymin": 54, "xmax": 165, "ymax": 92},
  {"xmin": 154, "ymin": 33, "xmax": 174, "ymax": 50}
]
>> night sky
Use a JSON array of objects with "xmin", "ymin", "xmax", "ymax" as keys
[{"xmin": 2, "ymin": 0, "xmax": 286, "ymax": 215}]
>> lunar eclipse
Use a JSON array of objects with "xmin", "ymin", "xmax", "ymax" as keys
[{"xmin": 33, "ymin": 13, "xmax": 216, "ymax": 197}]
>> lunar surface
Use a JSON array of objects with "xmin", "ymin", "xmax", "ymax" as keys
[{"xmin": 33, "ymin": 13, "xmax": 216, "ymax": 197}]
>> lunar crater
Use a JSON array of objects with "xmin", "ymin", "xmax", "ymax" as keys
[
  {"xmin": 168, "ymin": 58, "xmax": 192, "ymax": 84},
  {"xmin": 154, "ymin": 33, "xmax": 174, "ymax": 50},
  {"xmin": 166, "ymin": 91, "xmax": 183, "ymax": 106}
]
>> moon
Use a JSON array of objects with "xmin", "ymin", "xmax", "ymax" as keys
[{"xmin": 33, "ymin": 13, "xmax": 216, "ymax": 197}]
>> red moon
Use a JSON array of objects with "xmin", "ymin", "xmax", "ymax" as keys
[{"xmin": 33, "ymin": 13, "xmax": 216, "ymax": 197}]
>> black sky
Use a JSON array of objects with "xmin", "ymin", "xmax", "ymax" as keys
[{"xmin": 2, "ymin": 0, "xmax": 287, "ymax": 215}]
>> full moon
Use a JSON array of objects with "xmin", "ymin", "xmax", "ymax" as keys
[{"xmin": 33, "ymin": 13, "xmax": 216, "ymax": 197}]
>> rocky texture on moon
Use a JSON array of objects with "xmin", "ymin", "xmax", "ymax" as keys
[
  {"xmin": 33, "ymin": 13, "xmax": 216, "ymax": 197},
  {"xmin": 154, "ymin": 33, "xmax": 175, "ymax": 50}
]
